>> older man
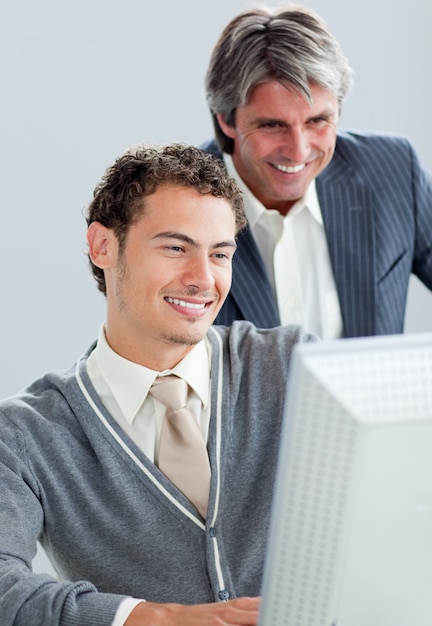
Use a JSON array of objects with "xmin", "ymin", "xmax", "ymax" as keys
[{"xmin": 203, "ymin": 4, "xmax": 432, "ymax": 339}]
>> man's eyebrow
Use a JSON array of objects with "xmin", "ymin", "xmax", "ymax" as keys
[
  {"xmin": 253, "ymin": 107, "xmax": 337, "ymax": 125},
  {"xmin": 254, "ymin": 115, "xmax": 283, "ymax": 125},
  {"xmin": 152, "ymin": 232, "xmax": 237, "ymax": 249}
]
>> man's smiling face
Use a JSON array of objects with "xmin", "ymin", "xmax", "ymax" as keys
[
  {"xmin": 88, "ymin": 184, "xmax": 237, "ymax": 369},
  {"xmin": 217, "ymin": 80, "xmax": 339, "ymax": 215}
]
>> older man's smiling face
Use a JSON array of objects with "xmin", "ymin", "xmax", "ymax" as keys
[{"xmin": 217, "ymin": 80, "xmax": 339, "ymax": 215}]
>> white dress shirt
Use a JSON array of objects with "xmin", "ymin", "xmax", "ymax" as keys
[
  {"xmin": 86, "ymin": 325, "xmax": 212, "ymax": 626},
  {"xmin": 224, "ymin": 155, "xmax": 343, "ymax": 340}
]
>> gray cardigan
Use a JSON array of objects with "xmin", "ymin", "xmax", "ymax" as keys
[{"xmin": 0, "ymin": 321, "xmax": 312, "ymax": 626}]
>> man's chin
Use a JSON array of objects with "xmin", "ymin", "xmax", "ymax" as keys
[
  {"xmin": 162, "ymin": 308, "xmax": 220, "ymax": 345},
  {"xmin": 160, "ymin": 326, "xmax": 208, "ymax": 347}
]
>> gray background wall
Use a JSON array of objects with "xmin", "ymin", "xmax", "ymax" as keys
[{"xmin": 1, "ymin": 0, "xmax": 431, "ymax": 574}]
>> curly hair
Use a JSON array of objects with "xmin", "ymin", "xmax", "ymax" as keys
[{"xmin": 85, "ymin": 143, "xmax": 246, "ymax": 294}]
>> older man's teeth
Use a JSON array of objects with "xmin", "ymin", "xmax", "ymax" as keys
[
  {"xmin": 166, "ymin": 297, "xmax": 206, "ymax": 309},
  {"xmin": 274, "ymin": 163, "xmax": 305, "ymax": 173}
]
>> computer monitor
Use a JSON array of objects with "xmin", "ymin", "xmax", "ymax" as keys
[{"xmin": 258, "ymin": 332, "xmax": 432, "ymax": 626}]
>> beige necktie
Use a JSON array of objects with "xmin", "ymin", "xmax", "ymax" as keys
[{"xmin": 149, "ymin": 375, "xmax": 211, "ymax": 518}]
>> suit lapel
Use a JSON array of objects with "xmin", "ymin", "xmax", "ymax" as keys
[
  {"xmin": 201, "ymin": 140, "xmax": 280, "ymax": 327},
  {"xmin": 231, "ymin": 226, "xmax": 280, "ymax": 327},
  {"xmin": 317, "ymin": 151, "xmax": 377, "ymax": 337}
]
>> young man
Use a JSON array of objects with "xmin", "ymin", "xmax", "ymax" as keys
[
  {"xmin": 203, "ymin": 4, "xmax": 432, "ymax": 339},
  {"xmin": 0, "ymin": 143, "xmax": 314, "ymax": 626}
]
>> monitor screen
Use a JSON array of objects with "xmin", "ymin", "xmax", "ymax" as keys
[{"xmin": 258, "ymin": 332, "xmax": 432, "ymax": 626}]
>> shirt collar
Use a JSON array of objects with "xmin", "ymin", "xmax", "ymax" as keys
[
  {"xmin": 224, "ymin": 153, "xmax": 323, "ymax": 226},
  {"xmin": 90, "ymin": 325, "xmax": 211, "ymax": 424}
]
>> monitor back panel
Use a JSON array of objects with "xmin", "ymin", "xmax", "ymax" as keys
[{"xmin": 258, "ymin": 333, "xmax": 432, "ymax": 626}]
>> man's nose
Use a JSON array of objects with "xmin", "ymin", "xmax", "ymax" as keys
[
  {"xmin": 281, "ymin": 126, "xmax": 309, "ymax": 163},
  {"xmin": 182, "ymin": 255, "xmax": 215, "ymax": 290}
]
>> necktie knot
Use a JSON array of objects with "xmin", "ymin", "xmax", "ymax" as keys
[{"xmin": 149, "ymin": 375, "xmax": 188, "ymax": 412}]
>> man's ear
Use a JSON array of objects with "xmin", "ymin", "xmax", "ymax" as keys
[
  {"xmin": 216, "ymin": 112, "xmax": 236, "ymax": 139},
  {"xmin": 87, "ymin": 222, "xmax": 117, "ymax": 269}
]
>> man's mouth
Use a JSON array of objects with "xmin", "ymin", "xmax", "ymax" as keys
[
  {"xmin": 165, "ymin": 297, "xmax": 208, "ymax": 310},
  {"xmin": 272, "ymin": 163, "xmax": 306, "ymax": 174}
]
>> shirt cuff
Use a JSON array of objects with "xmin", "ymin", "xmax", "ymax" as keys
[{"xmin": 111, "ymin": 597, "xmax": 145, "ymax": 626}]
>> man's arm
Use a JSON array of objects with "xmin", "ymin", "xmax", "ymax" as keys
[
  {"xmin": 0, "ymin": 426, "xmax": 260, "ymax": 626},
  {"xmin": 125, "ymin": 597, "xmax": 260, "ymax": 626}
]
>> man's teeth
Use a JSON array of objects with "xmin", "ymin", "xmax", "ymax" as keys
[
  {"xmin": 274, "ymin": 163, "xmax": 305, "ymax": 173},
  {"xmin": 166, "ymin": 297, "xmax": 206, "ymax": 310}
]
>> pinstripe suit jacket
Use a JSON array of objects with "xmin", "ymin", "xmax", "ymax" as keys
[{"xmin": 202, "ymin": 131, "xmax": 432, "ymax": 337}]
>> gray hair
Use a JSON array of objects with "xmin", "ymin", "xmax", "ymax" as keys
[{"xmin": 205, "ymin": 3, "xmax": 354, "ymax": 153}]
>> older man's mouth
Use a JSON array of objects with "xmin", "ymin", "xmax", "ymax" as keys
[{"xmin": 272, "ymin": 163, "xmax": 306, "ymax": 174}]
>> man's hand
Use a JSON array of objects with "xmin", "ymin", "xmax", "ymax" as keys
[{"xmin": 125, "ymin": 596, "xmax": 260, "ymax": 625}]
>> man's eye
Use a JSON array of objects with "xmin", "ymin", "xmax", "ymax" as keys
[
  {"xmin": 309, "ymin": 117, "xmax": 327, "ymax": 125},
  {"xmin": 261, "ymin": 122, "xmax": 281, "ymax": 129},
  {"xmin": 214, "ymin": 252, "xmax": 231, "ymax": 262}
]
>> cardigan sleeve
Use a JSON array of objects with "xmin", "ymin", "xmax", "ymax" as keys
[{"xmin": 0, "ymin": 422, "xmax": 127, "ymax": 626}]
